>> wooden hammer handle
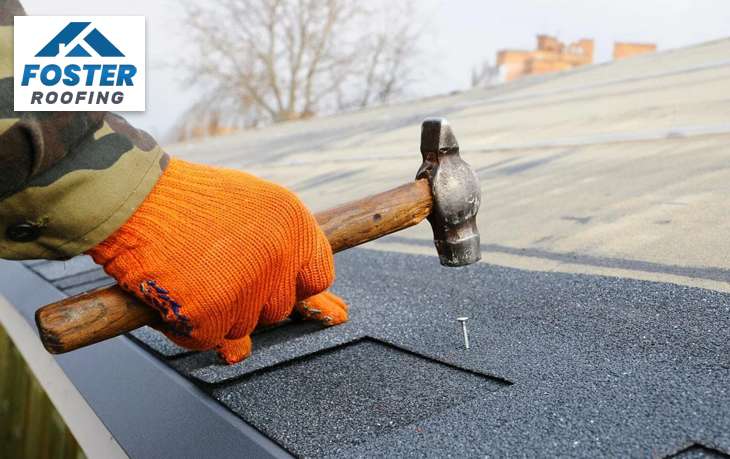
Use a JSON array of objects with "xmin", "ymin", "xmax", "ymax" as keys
[{"xmin": 35, "ymin": 179, "xmax": 432, "ymax": 354}]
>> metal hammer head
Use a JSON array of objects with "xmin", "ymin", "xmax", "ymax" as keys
[{"xmin": 416, "ymin": 118, "xmax": 481, "ymax": 267}]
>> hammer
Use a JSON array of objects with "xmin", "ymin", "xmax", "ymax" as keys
[{"xmin": 35, "ymin": 118, "xmax": 482, "ymax": 355}]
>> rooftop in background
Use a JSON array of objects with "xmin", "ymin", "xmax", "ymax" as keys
[
  {"xmin": 170, "ymin": 35, "xmax": 730, "ymax": 296},
  {"xmin": 496, "ymin": 34, "xmax": 657, "ymax": 82},
  {"xmin": 613, "ymin": 41, "xmax": 658, "ymax": 60},
  {"xmin": 497, "ymin": 35, "xmax": 595, "ymax": 82}
]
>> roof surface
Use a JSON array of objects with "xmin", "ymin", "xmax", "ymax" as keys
[{"xmin": 4, "ymin": 39, "xmax": 730, "ymax": 458}]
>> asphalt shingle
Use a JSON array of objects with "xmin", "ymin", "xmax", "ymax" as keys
[{"xmin": 78, "ymin": 248, "xmax": 730, "ymax": 458}]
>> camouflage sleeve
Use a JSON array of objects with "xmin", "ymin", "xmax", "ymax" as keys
[{"xmin": 0, "ymin": 0, "xmax": 168, "ymax": 260}]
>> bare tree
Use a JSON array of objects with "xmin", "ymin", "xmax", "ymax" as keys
[
  {"xmin": 175, "ymin": 0, "xmax": 421, "ymax": 139},
  {"xmin": 470, "ymin": 59, "xmax": 500, "ymax": 88}
]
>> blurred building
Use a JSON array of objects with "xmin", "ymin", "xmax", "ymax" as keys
[
  {"xmin": 497, "ymin": 35, "xmax": 594, "ymax": 82},
  {"xmin": 613, "ymin": 42, "xmax": 657, "ymax": 60},
  {"xmin": 497, "ymin": 35, "xmax": 657, "ymax": 82}
]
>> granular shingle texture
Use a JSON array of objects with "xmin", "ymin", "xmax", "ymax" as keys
[
  {"xmin": 23, "ymin": 248, "xmax": 730, "ymax": 458},
  {"xmin": 130, "ymin": 248, "xmax": 730, "ymax": 457},
  {"xmin": 213, "ymin": 338, "xmax": 507, "ymax": 457},
  {"xmin": 669, "ymin": 445, "xmax": 730, "ymax": 459}
]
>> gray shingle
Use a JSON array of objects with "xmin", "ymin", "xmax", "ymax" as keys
[
  {"xmin": 128, "ymin": 248, "xmax": 730, "ymax": 457},
  {"xmin": 212, "ymin": 338, "xmax": 507, "ymax": 458}
]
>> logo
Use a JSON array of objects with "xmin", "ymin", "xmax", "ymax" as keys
[
  {"xmin": 14, "ymin": 17, "xmax": 146, "ymax": 112},
  {"xmin": 36, "ymin": 22, "xmax": 124, "ymax": 58}
]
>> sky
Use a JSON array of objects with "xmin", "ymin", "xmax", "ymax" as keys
[{"xmin": 21, "ymin": 0, "xmax": 730, "ymax": 142}]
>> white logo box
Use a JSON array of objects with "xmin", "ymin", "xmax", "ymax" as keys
[{"xmin": 14, "ymin": 16, "xmax": 146, "ymax": 112}]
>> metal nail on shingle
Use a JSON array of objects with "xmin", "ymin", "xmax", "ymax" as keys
[{"xmin": 456, "ymin": 317, "xmax": 470, "ymax": 350}]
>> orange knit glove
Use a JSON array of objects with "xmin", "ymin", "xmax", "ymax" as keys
[{"xmin": 86, "ymin": 159, "xmax": 348, "ymax": 364}]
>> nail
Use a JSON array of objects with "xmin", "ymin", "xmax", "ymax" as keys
[{"xmin": 456, "ymin": 317, "xmax": 470, "ymax": 350}]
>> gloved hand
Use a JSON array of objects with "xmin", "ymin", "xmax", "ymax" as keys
[{"xmin": 86, "ymin": 159, "xmax": 348, "ymax": 364}]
